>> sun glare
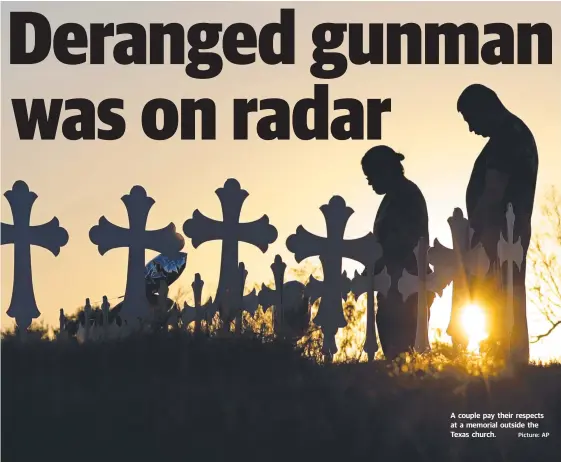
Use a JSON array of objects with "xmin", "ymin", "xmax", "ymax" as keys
[{"xmin": 461, "ymin": 304, "xmax": 489, "ymax": 353}]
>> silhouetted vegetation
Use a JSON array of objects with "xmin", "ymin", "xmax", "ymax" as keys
[{"xmin": 2, "ymin": 331, "xmax": 560, "ymax": 462}]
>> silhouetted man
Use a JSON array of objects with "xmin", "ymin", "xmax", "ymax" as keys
[
  {"xmin": 458, "ymin": 84, "xmax": 538, "ymax": 364},
  {"xmin": 362, "ymin": 146, "xmax": 434, "ymax": 360}
]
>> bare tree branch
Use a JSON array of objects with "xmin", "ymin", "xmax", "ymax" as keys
[
  {"xmin": 529, "ymin": 186, "xmax": 561, "ymax": 343},
  {"xmin": 531, "ymin": 320, "xmax": 561, "ymax": 343}
]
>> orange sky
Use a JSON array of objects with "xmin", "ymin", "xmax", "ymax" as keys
[{"xmin": 2, "ymin": 1, "xmax": 560, "ymax": 360}]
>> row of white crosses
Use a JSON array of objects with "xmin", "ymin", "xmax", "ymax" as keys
[
  {"xmin": 1, "ymin": 178, "xmax": 523, "ymax": 359},
  {"xmin": 399, "ymin": 209, "xmax": 491, "ymax": 352},
  {"xmin": 73, "ymin": 296, "xmax": 124, "ymax": 343},
  {"xmin": 427, "ymin": 209, "xmax": 491, "ymax": 347},
  {"xmin": 74, "ymin": 260, "xmax": 287, "ymax": 343},
  {"xmin": 401, "ymin": 206, "xmax": 523, "ymax": 356}
]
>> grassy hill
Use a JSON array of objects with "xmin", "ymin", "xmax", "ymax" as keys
[{"xmin": 2, "ymin": 331, "xmax": 561, "ymax": 462}]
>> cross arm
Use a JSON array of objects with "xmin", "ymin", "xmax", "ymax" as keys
[
  {"xmin": 352, "ymin": 266, "xmax": 391, "ymax": 299},
  {"xmin": 306, "ymin": 275, "xmax": 323, "ymax": 304},
  {"xmin": 259, "ymin": 284, "xmax": 278, "ymax": 312},
  {"xmin": 425, "ymin": 270, "xmax": 450, "ymax": 297},
  {"xmin": 306, "ymin": 271, "xmax": 352, "ymax": 304},
  {"xmin": 1, "ymin": 222, "xmax": 15, "ymax": 245},
  {"xmin": 242, "ymin": 289, "xmax": 259, "ymax": 316},
  {"xmin": 343, "ymin": 232, "xmax": 383, "ymax": 268},
  {"xmin": 89, "ymin": 217, "xmax": 131, "ymax": 255},
  {"xmin": 238, "ymin": 215, "xmax": 278, "ymax": 252},
  {"xmin": 182, "ymin": 301, "xmax": 197, "ymax": 326},
  {"xmin": 145, "ymin": 223, "xmax": 185, "ymax": 256},
  {"xmin": 286, "ymin": 226, "xmax": 325, "ymax": 263},
  {"xmin": 397, "ymin": 269, "xmax": 418, "ymax": 302},
  {"xmin": 399, "ymin": 267, "xmax": 448, "ymax": 302},
  {"xmin": 351, "ymin": 270, "xmax": 369, "ymax": 299},
  {"xmin": 340, "ymin": 270, "xmax": 352, "ymax": 300},
  {"xmin": 374, "ymin": 267, "xmax": 392, "ymax": 297},
  {"xmin": 203, "ymin": 298, "xmax": 217, "ymax": 319},
  {"xmin": 29, "ymin": 217, "xmax": 69, "ymax": 256},
  {"xmin": 183, "ymin": 210, "xmax": 224, "ymax": 248},
  {"xmin": 428, "ymin": 238, "xmax": 457, "ymax": 271},
  {"xmin": 498, "ymin": 234, "xmax": 524, "ymax": 270},
  {"xmin": 464, "ymin": 243, "xmax": 491, "ymax": 277}
]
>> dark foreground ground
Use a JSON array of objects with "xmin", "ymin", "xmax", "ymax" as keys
[{"xmin": 2, "ymin": 333, "xmax": 561, "ymax": 462}]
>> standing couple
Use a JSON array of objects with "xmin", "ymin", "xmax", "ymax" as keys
[{"xmin": 362, "ymin": 84, "xmax": 538, "ymax": 364}]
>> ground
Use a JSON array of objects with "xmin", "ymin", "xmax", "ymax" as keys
[{"xmin": 2, "ymin": 332, "xmax": 560, "ymax": 462}]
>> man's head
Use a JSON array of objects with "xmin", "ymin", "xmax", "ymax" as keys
[
  {"xmin": 457, "ymin": 84, "xmax": 507, "ymax": 137},
  {"xmin": 361, "ymin": 145, "xmax": 405, "ymax": 195}
]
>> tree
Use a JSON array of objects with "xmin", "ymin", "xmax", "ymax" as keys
[{"xmin": 529, "ymin": 186, "xmax": 561, "ymax": 343}]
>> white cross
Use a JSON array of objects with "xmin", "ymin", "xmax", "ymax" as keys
[
  {"xmin": 89, "ymin": 186, "xmax": 185, "ymax": 325},
  {"xmin": 183, "ymin": 179, "xmax": 277, "ymax": 325},
  {"xmin": 497, "ymin": 203, "xmax": 524, "ymax": 346},
  {"xmin": 259, "ymin": 255, "xmax": 306, "ymax": 335},
  {"xmin": 99, "ymin": 296, "xmax": 110, "ymax": 339},
  {"xmin": 59, "ymin": 308, "xmax": 66, "ymax": 340},
  {"xmin": 77, "ymin": 298, "xmax": 93, "ymax": 343},
  {"xmin": 286, "ymin": 195, "xmax": 371, "ymax": 358},
  {"xmin": 397, "ymin": 238, "xmax": 436, "ymax": 353},
  {"xmin": 1, "ymin": 181, "xmax": 69, "ymax": 331},
  {"xmin": 351, "ymin": 241, "xmax": 391, "ymax": 361},
  {"xmin": 428, "ymin": 208, "xmax": 490, "ymax": 344},
  {"xmin": 233, "ymin": 262, "xmax": 259, "ymax": 334},
  {"xmin": 182, "ymin": 273, "xmax": 215, "ymax": 332}
]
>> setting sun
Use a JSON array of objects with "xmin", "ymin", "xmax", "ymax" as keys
[{"xmin": 461, "ymin": 304, "xmax": 489, "ymax": 353}]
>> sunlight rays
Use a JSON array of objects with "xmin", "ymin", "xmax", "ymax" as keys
[{"xmin": 461, "ymin": 304, "xmax": 489, "ymax": 353}]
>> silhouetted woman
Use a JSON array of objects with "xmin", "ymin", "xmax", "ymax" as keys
[{"xmin": 362, "ymin": 145, "xmax": 435, "ymax": 360}]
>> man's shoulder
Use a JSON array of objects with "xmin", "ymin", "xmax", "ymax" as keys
[
  {"xmin": 496, "ymin": 114, "xmax": 537, "ymax": 153},
  {"xmin": 402, "ymin": 177, "xmax": 424, "ymax": 193},
  {"xmin": 399, "ymin": 178, "xmax": 427, "ymax": 204}
]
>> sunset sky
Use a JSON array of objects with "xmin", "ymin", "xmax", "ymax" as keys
[{"xmin": 2, "ymin": 1, "xmax": 560, "ymax": 360}]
